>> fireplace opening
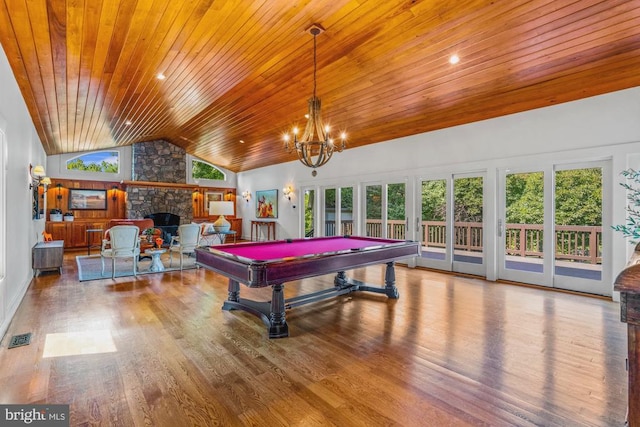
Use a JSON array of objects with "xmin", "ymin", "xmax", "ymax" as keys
[{"xmin": 145, "ymin": 212, "xmax": 180, "ymax": 241}]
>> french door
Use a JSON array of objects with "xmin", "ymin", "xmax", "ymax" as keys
[
  {"xmin": 322, "ymin": 186, "xmax": 355, "ymax": 237},
  {"xmin": 497, "ymin": 161, "xmax": 610, "ymax": 295},
  {"xmin": 415, "ymin": 173, "xmax": 485, "ymax": 276},
  {"xmin": 364, "ymin": 181, "xmax": 407, "ymax": 240}
]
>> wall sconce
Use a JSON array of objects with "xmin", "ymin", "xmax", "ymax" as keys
[
  {"xmin": 39, "ymin": 177, "xmax": 51, "ymax": 197},
  {"xmin": 242, "ymin": 190, "xmax": 251, "ymax": 202},
  {"xmin": 56, "ymin": 183, "xmax": 63, "ymax": 200},
  {"xmin": 225, "ymin": 190, "xmax": 234, "ymax": 201},
  {"xmin": 111, "ymin": 185, "xmax": 119, "ymax": 201},
  {"xmin": 283, "ymin": 186, "xmax": 293, "ymax": 200},
  {"xmin": 28, "ymin": 164, "xmax": 46, "ymax": 190}
]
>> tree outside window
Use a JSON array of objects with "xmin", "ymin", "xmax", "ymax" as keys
[{"xmin": 192, "ymin": 160, "xmax": 225, "ymax": 180}]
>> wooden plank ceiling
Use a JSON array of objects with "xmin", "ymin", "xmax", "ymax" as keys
[{"xmin": 1, "ymin": 0, "xmax": 639, "ymax": 173}]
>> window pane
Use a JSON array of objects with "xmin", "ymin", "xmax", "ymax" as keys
[
  {"xmin": 325, "ymin": 188, "xmax": 336, "ymax": 236},
  {"xmin": 304, "ymin": 190, "xmax": 315, "ymax": 237},
  {"xmin": 67, "ymin": 151, "xmax": 119, "ymax": 173},
  {"xmin": 554, "ymin": 167, "xmax": 602, "ymax": 280},
  {"xmin": 192, "ymin": 160, "xmax": 225, "ymax": 180},
  {"xmin": 365, "ymin": 185, "xmax": 382, "ymax": 237},
  {"xmin": 340, "ymin": 187, "xmax": 353, "ymax": 235},
  {"xmin": 421, "ymin": 179, "xmax": 446, "ymax": 260}
]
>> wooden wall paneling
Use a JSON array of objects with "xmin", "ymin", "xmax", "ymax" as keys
[
  {"xmin": 46, "ymin": 179, "xmax": 125, "ymax": 220},
  {"xmin": 45, "ymin": 222, "xmax": 69, "ymax": 244},
  {"xmin": 193, "ymin": 187, "xmax": 237, "ymax": 217}
]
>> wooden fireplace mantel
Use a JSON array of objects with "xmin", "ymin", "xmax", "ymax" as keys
[{"xmin": 122, "ymin": 180, "xmax": 199, "ymax": 190}]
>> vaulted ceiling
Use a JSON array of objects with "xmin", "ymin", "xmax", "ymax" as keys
[{"xmin": 1, "ymin": 0, "xmax": 639, "ymax": 173}]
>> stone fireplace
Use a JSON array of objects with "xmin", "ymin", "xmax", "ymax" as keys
[{"xmin": 126, "ymin": 140, "xmax": 194, "ymax": 223}]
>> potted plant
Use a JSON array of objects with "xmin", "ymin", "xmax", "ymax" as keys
[
  {"xmin": 49, "ymin": 209, "xmax": 63, "ymax": 222},
  {"xmin": 144, "ymin": 228, "xmax": 155, "ymax": 242},
  {"xmin": 63, "ymin": 211, "xmax": 74, "ymax": 222}
]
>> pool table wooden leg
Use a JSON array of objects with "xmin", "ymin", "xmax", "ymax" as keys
[
  {"xmin": 384, "ymin": 261, "xmax": 400, "ymax": 299},
  {"xmin": 227, "ymin": 279, "xmax": 240, "ymax": 302},
  {"xmin": 269, "ymin": 283, "xmax": 289, "ymax": 338}
]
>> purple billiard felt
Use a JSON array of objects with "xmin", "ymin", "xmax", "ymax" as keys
[{"xmin": 214, "ymin": 236, "xmax": 399, "ymax": 261}]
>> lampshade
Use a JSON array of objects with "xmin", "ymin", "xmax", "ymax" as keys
[
  {"xmin": 32, "ymin": 165, "xmax": 45, "ymax": 177},
  {"xmin": 209, "ymin": 201, "xmax": 234, "ymax": 232},
  {"xmin": 209, "ymin": 201, "xmax": 234, "ymax": 216},
  {"xmin": 40, "ymin": 177, "xmax": 52, "ymax": 186}
]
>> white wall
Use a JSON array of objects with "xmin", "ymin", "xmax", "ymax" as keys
[
  {"xmin": 238, "ymin": 86, "xmax": 640, "ymax": 293},
  {"xmin": 0, "ymin": 44, "xmax": 47, "ymax": 339}
]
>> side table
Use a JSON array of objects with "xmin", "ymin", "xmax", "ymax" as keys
[
  {"xmin": 32, "ymin": 240, "xmax": 64, "ymax": 277},
  {"xmin": 145, "ymin": 248, "xmax": 167, "ymax": 272},
  {"xmin": 86, "ymin": 228, "xmax": 103, "ymax": 255},
  {"xmin": 251, "ymin": 220, "xmax": 276, "ymax": 241}
]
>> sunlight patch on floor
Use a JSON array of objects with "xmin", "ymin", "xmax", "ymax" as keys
[{"xmin": 42, "ymin": 330, "xmax": 117, "ymax": 358}]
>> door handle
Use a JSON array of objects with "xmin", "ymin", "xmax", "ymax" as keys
[{"xmin": 497, "ymin": 219, "xmax": 503, "ymax": 237}]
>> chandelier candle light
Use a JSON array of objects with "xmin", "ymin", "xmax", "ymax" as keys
[{"xmin": 284, "ymin": 24, "xmax": 346, "ymax": 177}]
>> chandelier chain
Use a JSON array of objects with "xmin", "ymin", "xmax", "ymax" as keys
[{"xmin": 283, "ymin": 24, "xmax": 346, "ymax": 177}]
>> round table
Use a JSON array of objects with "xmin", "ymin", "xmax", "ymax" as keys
[{"xmin": 145, "ymin": 248, "xmax": 167, "ymax": 272}]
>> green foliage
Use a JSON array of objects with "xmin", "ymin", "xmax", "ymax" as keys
[
  {"xmin": 340, "ymin": 187, "xmax": 353, "ymax": 212},
  {"xmin": 192, "ymin": 160, "xmax": 224, "ymax": 180},
  {"xmin": 453, "ymin": 177, "xmax": 483, "ymax": 222},
  {"xmin": 506, "ymin": 172, "xmax": 543, "ymax": 224},
  {"xmin": 67, "ymin": 158, "xmax": 118, "ymax": 173},
  {"xmin": 613, "ymin": 168, "xmax": 640, "ymax": 242},
  {"xmin": 421, "ymin": 180, "xmax": 446, "ymax": 221},
  {"xmin": 366, "ymin": 185, "xmax": 382, "ymax": 219},
  {"xmin": 555, "ymin": 168, "xmax": 602, "ymax": 225},
  {"xmin": 304, "ymin": 190, "xmax": 315, "ymax": 236},
  {"xmin": 387, "ymin": 183, "xmax": 405, "ymax": 220}
]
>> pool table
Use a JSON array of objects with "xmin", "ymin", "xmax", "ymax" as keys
[{"xmin": 195, "ymin": 235, "xmax": 420, "ymax": 338}]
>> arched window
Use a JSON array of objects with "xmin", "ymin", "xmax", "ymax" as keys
[
  {"xmin": 192, "ymin": 159, "xmax": 225, "ymax": 181},
  {"xmin": 66, "ymin": 151, "xmax": 119, "ymax": 173}
]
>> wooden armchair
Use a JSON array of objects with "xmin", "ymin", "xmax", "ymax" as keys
[
  {"xmin": 100, "ymin": 225, "xmax": 140, "ymax": 278},
  {"xmin": 169, "ymin": 224, "xmax": 201, "ymax": 270}
]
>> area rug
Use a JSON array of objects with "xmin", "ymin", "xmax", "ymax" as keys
[{"xmin": 76, "ymin": 253, "xmax": 196, "ymax": 281}]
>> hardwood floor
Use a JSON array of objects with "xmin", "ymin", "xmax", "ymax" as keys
[{"xmin": 0, "ymin": 252, "xmax": 628, "ymax": 426}]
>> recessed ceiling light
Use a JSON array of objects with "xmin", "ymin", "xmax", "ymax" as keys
[
  {"xmin": 449, "ymin": 54, "xmax": 460, "ymax": 65},
  {"xmin": 124, "ymin": 120, "xmax": 132, "ymax": 126},
  {"xmin": 156, "ymin": 73, "xmax": 166, "ymax": 80},
  {"xmin": 239, "ymin": 140, "xmax": 245, "ymax": 144}
]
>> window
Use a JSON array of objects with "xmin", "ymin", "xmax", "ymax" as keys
[
  {"xmin": 192, "ymin": 159, "xmax": 225, "ymax": 180},
  {"xmin": 66, "ymin": 151, "xmax": 119, "ymax": 173}
]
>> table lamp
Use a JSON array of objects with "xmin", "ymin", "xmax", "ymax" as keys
[{"xmin": 209, "ymin": 201, "xmax": 234, "ymax": 232}]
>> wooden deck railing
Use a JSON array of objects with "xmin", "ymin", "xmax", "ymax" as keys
[{"xmin": 325, "ymin": 220, "xmax": 602, "ymax": 265}]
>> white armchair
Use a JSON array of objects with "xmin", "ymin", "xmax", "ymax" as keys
[
  {"xmin": 101, "ymin": 225, "xmax": 140, "ymax": 278},
  {"xmin": 169, "ymin": 224, "xmax": 201, "ymax": 270}
]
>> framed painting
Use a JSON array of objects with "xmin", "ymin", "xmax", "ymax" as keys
[
  {"xmin": 68, "ymin": 188, "xmax": 107, "ymax": 210},
  {"xmin": 256, "ymin": 189, "xmax": 278, "ymax": 218},
  {"xmin": 205, "ymin": 191, "xmax": 224, "ymax": 207}
]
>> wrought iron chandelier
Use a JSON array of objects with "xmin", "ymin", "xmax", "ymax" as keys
[{"xmin": 284, "ymin": 24, "xmax": 346, "ymax": 177}]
